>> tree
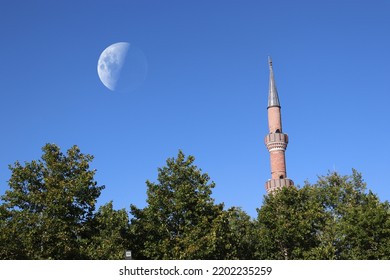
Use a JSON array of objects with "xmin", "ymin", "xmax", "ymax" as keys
[
  {"xmin": 83, "ymin": 201, "xmax": 131, "ymax": 259},
  {"xmin": 312, "ymin": 170, "xmax": 390, "ymax": 259},
  {"xmin": 0, "ymin": 144, "xmax": 104, "ymax": 259},
  {"xmin": 255, "ymin": 170, "xmax": 390, "ymax": 260},
  {"xmin": 212, "ymin": 207, "xmax": 257, "ymax": 259},
  {"xmin": 129, "ymin": 150, "xmax": 227, "ymax": 259},
  {"xmin": 255, "ymin": 185, "xmax": 325, "ymax": 259}
]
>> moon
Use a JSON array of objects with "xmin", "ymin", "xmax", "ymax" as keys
[{"xmin": 97, "ymin": 42, "xmax": 147, "ymax": 92}]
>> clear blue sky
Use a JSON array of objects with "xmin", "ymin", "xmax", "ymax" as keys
[{"xmin": 1, "ymin": 0, "xmax": 389, "ymax": 218}]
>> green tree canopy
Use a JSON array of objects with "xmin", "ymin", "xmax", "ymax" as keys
[
  {"xmin": 130, "ymin": 150, "xmax": 229, "ymax": 259},
  {"xmin": 255, "ymin": 170, "xmax": 390, "ymax": 259},
  {"xmin": 0, "ymin": 144, "xmax": 104, "ymax": 259},
  {"xmin": 1, "ymin": 144, "xmax": 389, "ymax": 260},
  {"xmin": 212, "ymin": 206, "xmax": 256, "ymax": 259},
  {"xmin": 83, "ymin": 201, "xmax": 131, "ymax": 259},
  {"xmin": 312, "ymin": 170, "xmax": 390, "ymax": 259}
]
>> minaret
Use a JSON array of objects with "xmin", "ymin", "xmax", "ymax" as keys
[{"xmin": 264, "ymin": 57, "xmax": 293, "ymax": 193}]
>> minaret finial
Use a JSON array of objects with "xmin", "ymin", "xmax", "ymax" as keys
[{"xmin": 268, "ymin": 56, "xmax": 280, "ymax": 108}]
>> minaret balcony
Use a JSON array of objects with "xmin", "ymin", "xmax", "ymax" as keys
[
  {"xmin": 265, "ymin": 178, "xmax": 294, "ymax": 194},
  {"xmin": 264, "ymin": 133, "xmax": 289, "ymax": 152}
]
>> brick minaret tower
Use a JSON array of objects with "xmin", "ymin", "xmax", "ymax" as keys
[{"xmin": 264, "ymin": 57, "xmax": 293, "ymax": 193}]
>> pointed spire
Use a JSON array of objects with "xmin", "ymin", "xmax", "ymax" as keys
[{"xmin": 268, "ymin": 56, "xmax": 281, "ymax": 108}]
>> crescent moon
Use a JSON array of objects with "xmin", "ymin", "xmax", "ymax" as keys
[{"xmin": 97, "ymin": 42, "xmax": 130, "ymax": 91}]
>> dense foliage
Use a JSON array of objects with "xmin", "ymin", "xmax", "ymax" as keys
[
  {"xmin": 129, "ymin": 151, "xmax": 254, "ymax": 259},
  {"xmin": 0, "ymin": 144, "xmax": 122, "ymax": 259},
  {"xmin": 255, "ymin": 170, "xmax": 390, "ymax": 259},
  {"xmin": 1, "ymin": 144, "xmax": 389, "ymax": 259}
]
